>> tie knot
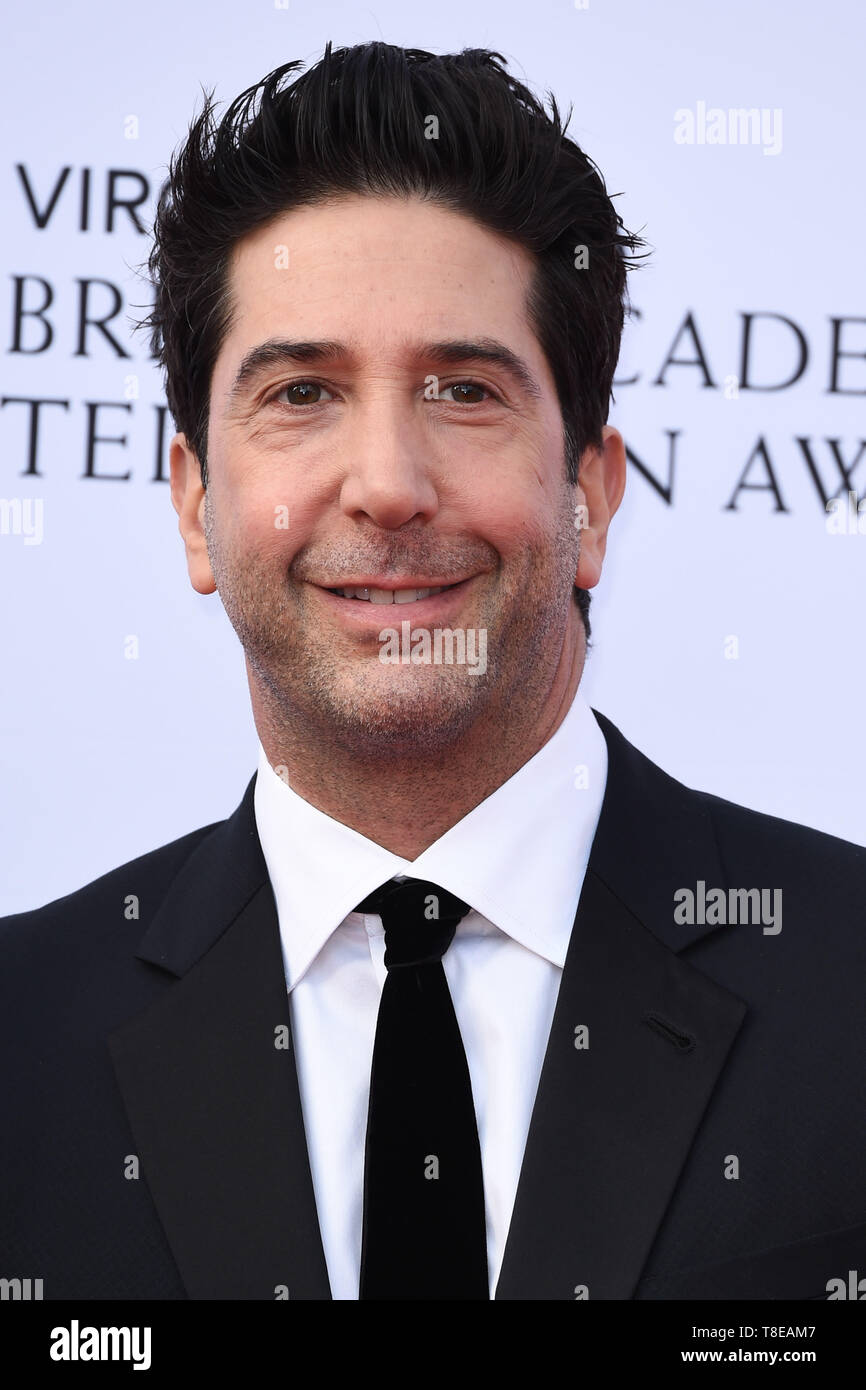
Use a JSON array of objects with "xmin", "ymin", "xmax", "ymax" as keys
[{"xmin": 354, "ymin": 878, "xmax": 471, "ymax": 969}]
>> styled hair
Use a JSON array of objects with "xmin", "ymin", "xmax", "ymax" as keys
[{"xmin": 140, "ymin": 42, "xmax": 647, "ymax": 639}]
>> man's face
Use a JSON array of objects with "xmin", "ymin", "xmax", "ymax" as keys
[{"xmin": 174, "ymin": 192, "xmax": 614, "ymax": 758}]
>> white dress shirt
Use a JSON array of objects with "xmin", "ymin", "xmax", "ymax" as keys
[{"xmin": 253, "ymin": 687, "xmax": 608, "ymax": 1299}]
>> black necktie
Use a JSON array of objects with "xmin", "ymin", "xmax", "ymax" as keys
[{"xmin": 355, "ymin": 877, "xmax": 489, "ymax": 1299}]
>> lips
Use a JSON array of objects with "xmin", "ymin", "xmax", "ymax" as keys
[
  {"xmin": 313, "ymin": 575, "xmax": 476, "ymax": 622},
  {"xmin": 326, "ymin": 583, "xmax": 457, "ymax": 605}
]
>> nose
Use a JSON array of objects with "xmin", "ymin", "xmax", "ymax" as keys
[{"xmin": 338, "ymin": 395, "xmax": 440, "ymax": 529}]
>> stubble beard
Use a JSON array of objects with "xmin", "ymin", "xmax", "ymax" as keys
[{"xmin": 204, "ymin": 490, "xmax": 581, "ymax": 764}]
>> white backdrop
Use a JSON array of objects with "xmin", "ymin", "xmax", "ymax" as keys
[{"xmin": 2, "ymin": 0, "xmax": 864, "ymax": 914}]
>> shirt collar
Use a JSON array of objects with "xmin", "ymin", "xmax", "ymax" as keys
[{"xmin": 254, "ymin": 687, "xmax": 608, "ymax": 989}]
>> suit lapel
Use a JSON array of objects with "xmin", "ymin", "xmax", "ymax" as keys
[
  {"xmin": 108, "ymin": 779, "xmax": 331, "ymax": 1300},
  {"xmin": 495, "ymin": 711, "xmax": 748, "ymax": 1299}
]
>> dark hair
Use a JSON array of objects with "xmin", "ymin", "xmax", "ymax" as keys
[{"xmin": 140, "ymin": 42, "xmax": 647, "ymax": 640}]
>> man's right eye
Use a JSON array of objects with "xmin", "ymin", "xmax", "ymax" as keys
[{"xmin": 267, "ymin": 381, "xmax": 335, "ymax": 408}]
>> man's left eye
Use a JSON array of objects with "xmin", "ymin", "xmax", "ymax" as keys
[{"xmin": 440, "ymin": 382, "xmax": 489, "ymax": 404}]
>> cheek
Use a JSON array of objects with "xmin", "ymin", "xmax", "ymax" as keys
[
  {"xmin": 226, "ymin": 468, "xmax": 325, "ymax": 555},
  {"xmin": 469, "ymin": 486, "xmax": 566, "ymax": 560}
]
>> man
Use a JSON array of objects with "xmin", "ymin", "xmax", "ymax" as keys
[{"xmin": 2, "ymin": 42, "xmax": 865, "ymax": 1302}]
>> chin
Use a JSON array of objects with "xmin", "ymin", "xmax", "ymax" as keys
[{"xmin": 326, "ymin": 676, "xmax": 486, "ymax": 754}]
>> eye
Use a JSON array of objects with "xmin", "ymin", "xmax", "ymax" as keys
[
  {"xmin": 439, "ymin": 381, "xmax": 493, "ymax": 404},
  {"xmin": 267, "ymin": 380, "xmax": 335, "ymax": 408},
  {"xmin": 264, "ymin": 377, "xmax": 496, "ymax": 410}
]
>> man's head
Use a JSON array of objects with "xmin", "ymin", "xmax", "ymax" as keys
[{"xmin": 146, "ymin": 43, "xmax": 643, "ymax": 763}]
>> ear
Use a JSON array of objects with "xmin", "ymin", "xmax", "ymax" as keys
[
  {"xmin": 170, "ymin": 432, "xmax": 217, "ymax": 595},
  {"xmin": 574, "ymin": 425, "xmax": 626, "ymax": 590}
]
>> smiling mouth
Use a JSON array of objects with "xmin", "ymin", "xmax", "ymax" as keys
[{"xmin": 324, "ymin": 582, "xmax": 462, "ymax": 605}]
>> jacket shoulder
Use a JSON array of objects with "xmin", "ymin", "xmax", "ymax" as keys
[
  {"xmin": 0, "ymin": 815, "xmax": 223, "ymax": 957},
  {"xmin": 692, "ymin": 785, "xmax": 866, "ymax": 937},
  {"xmin": 593, "ymin": 705, "xmax": 866, "ymax": 884},
  {"xmin": 697, "ymin": 783, "xmax": 866, "ymax": 872}
]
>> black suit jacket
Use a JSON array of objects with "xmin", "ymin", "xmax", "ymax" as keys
[{"xmin": 3, "ymin": 710, "xmax": 866, "ymax": 1300}]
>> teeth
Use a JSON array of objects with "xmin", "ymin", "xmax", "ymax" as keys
[
  {"xmin": 395, "ymin": 588, "xmax": 433, "ymax": 603},
  {"xmin": 331, "ymin": 585, "xmax": 447, "ymax": 603}
]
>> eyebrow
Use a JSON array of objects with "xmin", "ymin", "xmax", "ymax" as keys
[{"xmin": 224, "ymin": 337, "xmax": 544, "ymax": 409}]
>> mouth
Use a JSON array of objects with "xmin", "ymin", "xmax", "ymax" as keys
[
  {"xmin": 311, "ymin": 575, "xmax": 478, "ymax": 623},
  {"xmin": 323, "ymin": 581, "xmax": 463, "ymax": 605}
]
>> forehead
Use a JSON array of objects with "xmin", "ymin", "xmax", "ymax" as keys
[{"xmin": 214, "ymin": 193, "xmax": 549, "ymax": 384}]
